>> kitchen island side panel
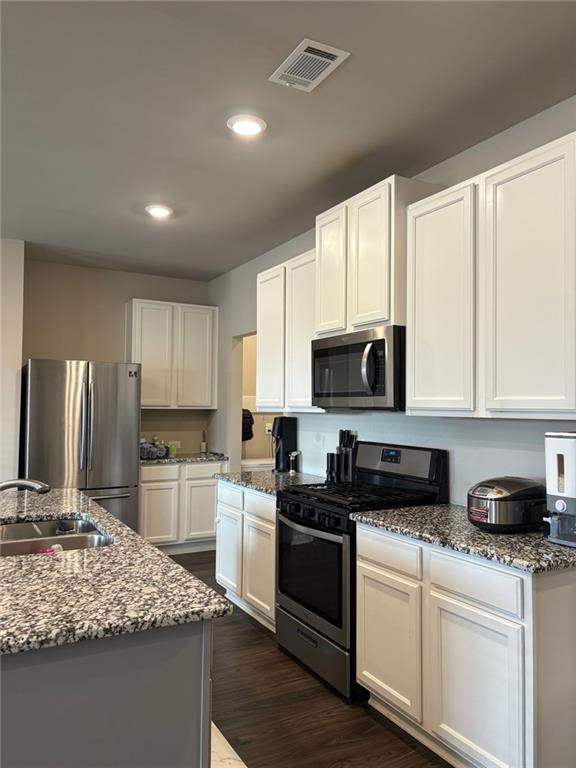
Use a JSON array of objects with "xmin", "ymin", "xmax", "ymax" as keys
[{"xmin": 1, "ymin": 621, "xmax": 213, "ymax": 768}]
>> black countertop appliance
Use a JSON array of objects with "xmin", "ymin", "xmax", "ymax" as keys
[{"xmin": 272, "ymin": 416, "xmax": 297, "ymax": 473}]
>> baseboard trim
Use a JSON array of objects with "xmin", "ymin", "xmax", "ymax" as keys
[
  {"xmin": 223, "ymin": 590, "xmax": 276, "ymax": 634},
  {"xmin": 159, "ymin": 540, "xmax": 216, "ymax": 555},
  {"xmin": 367, "ymin": 696, "xmax": 477, "ymax": 768}
]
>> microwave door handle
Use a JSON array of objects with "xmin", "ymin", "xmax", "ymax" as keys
[{"xmin": 361, "ymin": 342, "xmax": 375, "ymax": 393}]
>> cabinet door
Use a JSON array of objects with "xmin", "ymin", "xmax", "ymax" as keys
[
  {"xmin": 315, "ymin": 205, "xmax": 347, "ymax": 333},
  {"xmin": 483, "ymin": 138, "xmax": 576, "ymax": 412},
  {"xmin": 181, "ymin": 479, "xmax": 217, "ymax": 540},
  {"xmin": 174, "ymin": 305, "xmax": 216, "ymax": 408},
  {"xmin": 215, "ymin": 504, "xmax": 243, "ymax": 594},
  {"xmin": 242, "ymin": 513, "xmax": 276, "ymax": 621},
  {"xmin": 357, "ymin": 561, "xmax": 422, "ymax": 722},
  {"xmin": 285, "ymin": 249, "xmax": 318, "ymax": 410},
  {"xmin": 140, "ymin": 481, "xmax": 179, "ymax": 544},
  {"xmin": 130, "ymin": 301, "xmax": 173, "ymax": 407},
  {"xmin": 428, "ymin": 591, "xmax": 524, "ymax": 768},
  {"xmin": 349, "ymin": 182, "xmax": 391, "ymax": 327},
  {"xmin": 256, "ymin": 266, "xmax": 285, "ymax": 410},
  {"xmin": 407, "ymin": 184, "xmax": 476, "ymax": 412}
]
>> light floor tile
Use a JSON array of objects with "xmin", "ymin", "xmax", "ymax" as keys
[{"xmin": 211, "ymin": 723, "xmax": 247, "ymax": 767}]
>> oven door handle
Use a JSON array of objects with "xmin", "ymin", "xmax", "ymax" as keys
[{"xmin": 278, "ymin": 513, "xmax": 345, "ymax": 544}]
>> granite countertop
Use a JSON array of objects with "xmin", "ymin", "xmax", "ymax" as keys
[
  {"xmin": 0, "ymin": 489, "xmax": 232, "ymax": 655},
  {"xmin": 141, "ymin": 452, "xmax": 228, "ymax": 465},
  {"xmin": 215, "ymin": 470, "xmax": 324, "ymax": 496},
  {"xmin": 352, "ymin": 504, "xmax": 576, "ymax": 574}
]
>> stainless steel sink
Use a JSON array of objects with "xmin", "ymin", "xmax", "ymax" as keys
[{"xmin": 0, "ymin": 517, "xmax": 111, "ymax": 556}]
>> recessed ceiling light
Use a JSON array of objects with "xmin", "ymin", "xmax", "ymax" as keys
[
  {"xmin": 145, "ymin": 204, "xmax": 173, "ymax": 220},
  {"xmin": 226, "ymin": 114, "xmax": 267, "ymax": 137}
]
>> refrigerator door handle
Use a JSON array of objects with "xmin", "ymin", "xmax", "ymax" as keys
[
  {"xmin": 79, "ymin": 380, "xmax": 87, "ymax": 471},
  {"xmin": 88, "ymin": 379, "xmax": 95, "ymax": 470},
  {"xmin": 90, "ymin": 493, "xmax": 131, "ymax": 501}
]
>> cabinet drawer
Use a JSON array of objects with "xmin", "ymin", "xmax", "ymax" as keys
[
  {"xmin": 141, "ymin": 464, "xmax": 180, "ymax": 482},
  {"xmin": 430, "ymin": 551, "xmax": 523, "ymax": 619},
  {"xmin": 244, "ymin": 490, "xmax": 276, "ymax": 524},
  {"xmin": 217, "ymin": 482, "xmax": 244, "ymax": 510},
  {"xmin": 184, "ymin": 462, "xmax": 221, "ymax": 480},
  {"xmin": 357, "ymin": 526, "xmax": 422, "ymax": 580}
]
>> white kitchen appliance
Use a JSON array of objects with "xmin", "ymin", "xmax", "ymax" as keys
[{"xmin": 545, "ymin": 432, "xmax": 576, "ymax": 547}]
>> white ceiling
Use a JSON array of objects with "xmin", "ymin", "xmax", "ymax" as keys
[{"xmin": 3, "ymin": 1, "xmax": 576, "ymax": 280}]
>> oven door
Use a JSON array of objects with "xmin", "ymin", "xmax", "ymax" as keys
[{"xmin": 276, "ymin": 513, "xmax": 350, "ymax": 648}]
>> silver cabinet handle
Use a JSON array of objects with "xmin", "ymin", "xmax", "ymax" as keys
[
  {"xmin": 88, "ymin": 380, "xmax": 95, "ymax": 470},
  {"xmin": 79, "ymin": 381, "xmax": 87, "ymax": 471},
  {"xmin": 361, "ymin": 342, "xmax": 374, "ymax": 393}
]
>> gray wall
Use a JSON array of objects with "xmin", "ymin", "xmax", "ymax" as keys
[
  {"xmin": 208, "ymin": 94, "xmax": 576, "ymax": 500},
  {"xmin": 23, "ymin": 259, "xmax": 209, "ymax": 362}
]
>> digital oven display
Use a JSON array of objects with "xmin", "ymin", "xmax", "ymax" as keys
[{"xmin": 381, "ymin": 448, "xmax": 401, "ymax": 464}]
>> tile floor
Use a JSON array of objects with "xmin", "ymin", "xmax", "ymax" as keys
[{"xmin": 212, "ymin": 723, "xmax": 247, "ymax": 767}]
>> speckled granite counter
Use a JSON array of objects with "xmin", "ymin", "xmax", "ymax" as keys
[
  {"xmin": 352, "ymin": 504, "xmax": 576, "ymax": 574},
  {"xmin": 141, "ymin": 452, "xmax": 227, "ymax": 465},
  {"xmin": 0, "ymin": 488, "xmax": 232, "ymax": 655},
  {"xmin": 215, "ymin": 470, "xmax": 324, "ymax": 496}
]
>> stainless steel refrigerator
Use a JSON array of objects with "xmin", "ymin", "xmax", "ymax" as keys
[{"xmin": 21, "ymin": 359, "xmax": 141, "ymax": 530}]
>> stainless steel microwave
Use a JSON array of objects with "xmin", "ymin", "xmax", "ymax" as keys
[{"xmin": 311, "ymin": 326, "xmax": 405, "ymax": 410}]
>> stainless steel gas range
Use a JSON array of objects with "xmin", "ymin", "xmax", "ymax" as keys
[{"xmin": 275, "ymin": 441, "xmax": 449, "ymax": 700}]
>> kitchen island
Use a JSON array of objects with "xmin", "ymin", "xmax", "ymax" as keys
[{"xmin": 0, "ymin": 488, "xmax": 232, "ymax": 768}]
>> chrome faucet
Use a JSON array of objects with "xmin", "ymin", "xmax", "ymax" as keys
[{"xmin": 0, "ymin": 479, "xmax": 51, "ymax": 494}]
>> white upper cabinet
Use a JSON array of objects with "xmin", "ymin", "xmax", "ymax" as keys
[
  {"xmin": 315, "ymin": 204, "xmax": 348, "ymax": 333},
  {"xmin": 483, "ymin": 136, "xmax": 576, "ymax": 414},
  {"xmin": 128, "ymin": 300, "xmax": 174, "ymax": 407},
  {"xmin": 349, "ymin": 181, "xmax": 391, "ymax": 327},
  {"xmin": 405, "ymin": 131, "xmax": 576, "ymax": 419},
  {"xmin": 175, "ymin": 305, "xmax": 217, "ymax": 408},
  {"xmin": 315, "ymin": 176, "xmax": 443, "ymax": 336},
  {"xmin": 126, "ymin": 299, "xmax": 218, "ymax": 409},
  {"xmin": 256, "ymin": 265, "xmax": 285, "ymax": 411},
  {"xmin": 256, "ymin": 251, "xmax": 321, "ymax": 413},
  {"xmin": 285, "ymin": 249, "xmax": 320, "ymax": 411},
  {"xmin": 407, "ymin": 184, "xmax": 477, "ymax": 413}
]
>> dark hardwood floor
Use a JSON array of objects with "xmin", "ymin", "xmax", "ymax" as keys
[{"xmin": 172, "ymin": 551, "xmax": 449, "ymax": 768}]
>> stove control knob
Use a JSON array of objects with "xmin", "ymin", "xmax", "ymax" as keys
[{"xmin": 555, "ymin": 499, "xmax": 567, "ymax": 513}]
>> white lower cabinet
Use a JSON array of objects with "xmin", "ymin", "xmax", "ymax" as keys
[
  {"xmin": 215, "ymin": 504, "xmax": 243, "ymax": 594},
  {"xmin": 357, "ymin": 560, "xmax": 422, "ymax": 722},
  {"xmin": 355, "ymin": 524, "xmax": 576, "ymax": 768},
  {"xmin": 428, "ymin": 591, "xmax": 524, "ymax": 768},
  {"xmin": 216, "ymin": 481, "xmax": 277, "ymax": 630},
  {"xmin": 242, "ymin": 514, "xmax": 275, "ymax": 621},
  {"xmin": 181, "ymin": 479, "xmax": 217, "ymax": 540},
  {"xmin": 139, "ymin": 462, "xmax": 224, "ymax": 548},
  {"xmin": 140, "ymin": 481, "xmax": 179, "ymax": 544}
]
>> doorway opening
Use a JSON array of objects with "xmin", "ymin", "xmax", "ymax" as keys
[{"xmin": 240, "ymin": 333, "xmax": 280, "ymax": 471}]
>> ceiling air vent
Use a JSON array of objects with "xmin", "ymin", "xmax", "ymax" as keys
[{"xmin": 268, "ymin": 39, "xmax": 350, "ymax": 92}]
